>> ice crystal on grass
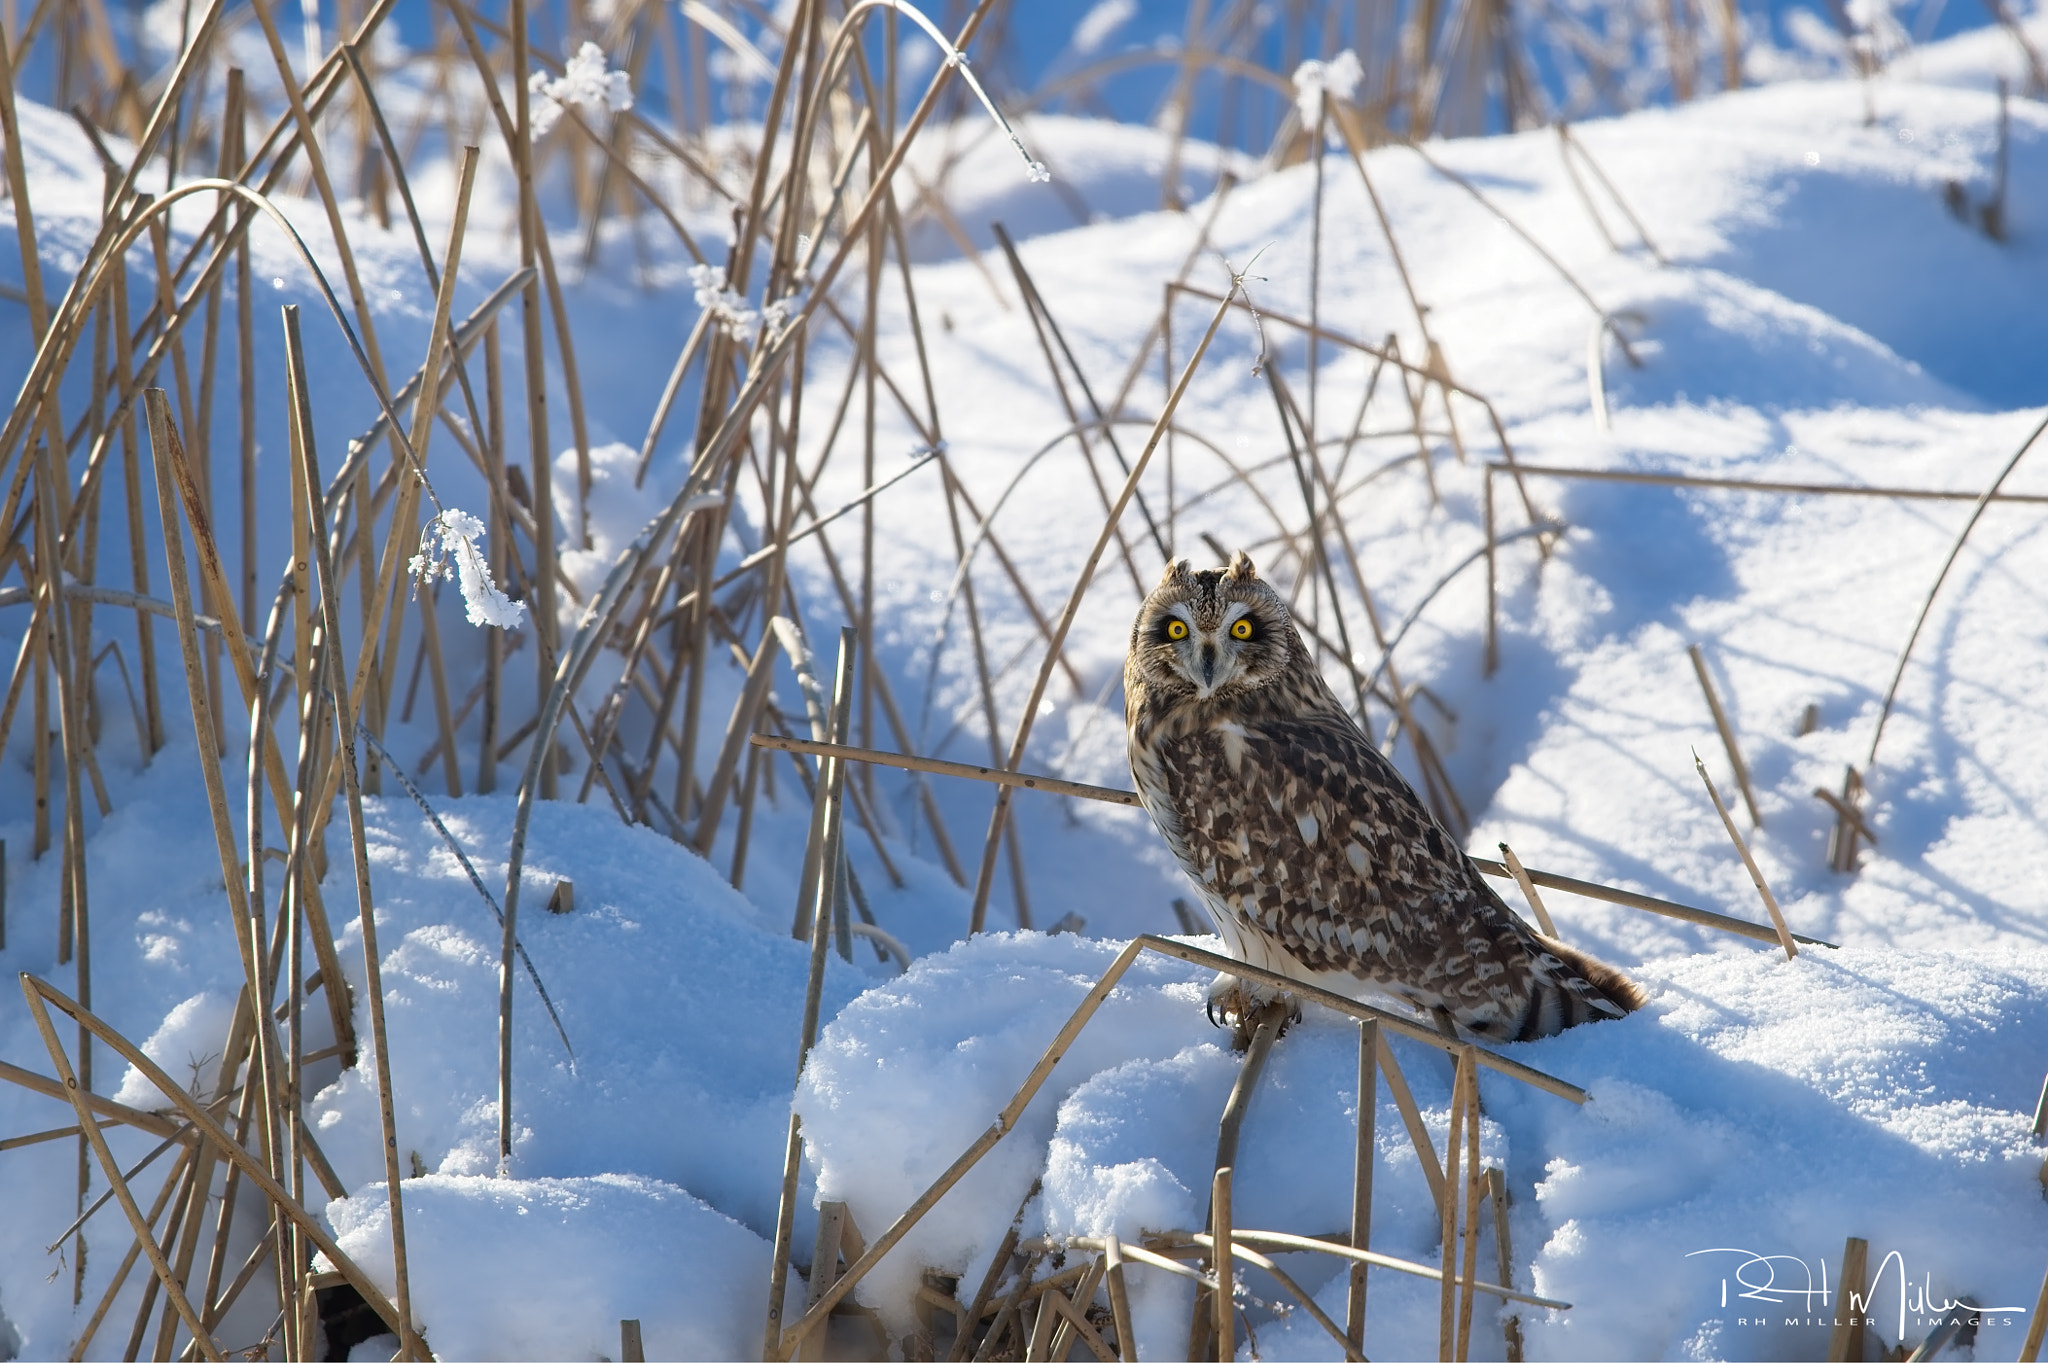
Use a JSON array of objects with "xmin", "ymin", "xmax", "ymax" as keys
[
  {"xmin": 529, "ymin": 42, "xmax": 634, "ymax": 139},
  {"xmin": 1292, "ymin": 49, "xmax": 1362, "ymax": 127},
  {"xmin": 689, "ymin": 263, "xmax": 760, "ymax": 340},
  {"xmin": 409, "ymin": 508, "xmax": 527, "ymax": 629}
]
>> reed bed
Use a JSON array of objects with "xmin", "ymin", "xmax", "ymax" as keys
[{"xmin": 0, "ymin": 0, "xmax": 2020, "ymax": 1356}]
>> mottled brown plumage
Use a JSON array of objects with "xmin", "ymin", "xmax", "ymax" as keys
[{"xmin": 1125, "ymin": 552, "xmax": 1644, "ymax": 1042}]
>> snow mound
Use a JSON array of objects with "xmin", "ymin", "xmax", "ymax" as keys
[
  {"xmin": 305, "ymin": 794, "xmax": 861, "ymax": 1236},
  {"xmin": 324, "ymin": 1172, "xmax": 766, "ymax": 1360},
  {"xmin": 800, "ymin": 932, "xmax": 2048, "ymax": 1359},
  {"xmin": 898, "ymin": 115, "xmax": 1251, "ymax": 262}
]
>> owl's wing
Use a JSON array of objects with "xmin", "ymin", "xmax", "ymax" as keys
[
  {"xmin": 1245, "ymin": 712, "xmax": 1505, "ymax": 921},
  {"xmin": 1210, "ymin": 712, "xmax": 1641, "ymax": 1036}
]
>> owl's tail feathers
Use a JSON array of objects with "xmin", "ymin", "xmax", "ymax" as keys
[{"xmin": 1517, "ymin": 936, "xmax": 1648, "ymax": 1040}]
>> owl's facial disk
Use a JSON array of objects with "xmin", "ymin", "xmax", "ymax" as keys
[
  {"xmin": 1156, "ymin": 604, "xmax": 1261, "ymax": 697},
  {"xmin": 1131, "ymin": 553, "xmax": 1294, "ymax": 701},
  {"xmin": 1138, "ymin": 604, "xmax": 1290, "ymax": 708}
]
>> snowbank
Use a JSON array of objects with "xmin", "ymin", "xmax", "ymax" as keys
[
  {"xmin": 799, "ymin": 932, "xmax": 2048, "ymax": 1360},
  {"xmin": 324, "ymin": 1172, "xmax": 769, "ymax": 1360}
]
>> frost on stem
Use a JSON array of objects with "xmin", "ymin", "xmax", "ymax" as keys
[
  {"xmin": 529, "ymin": 41, "xmax": 635, "ymax": 139},
  {"xmin": 409, "ymin": 508, "xmax": 528, "ymax": 629},
  {"xmin": 688, "ymin": 262, "xmax": 790, "ymax": 341},
  {"xmin": 859, "ymin": 0, "xmax": 1050, "ymax": 185},
  {"xmin": 1291, "ymin": 49, "xmax": 1362, "ymax": 130}
]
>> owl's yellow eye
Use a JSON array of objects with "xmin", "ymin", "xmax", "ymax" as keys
[
  {"xmin": 1166, "ymin": 619, "xmax": 1189, "ymax": 640},
  {"xmin": 1230, "ymin": 618, "xmax": 1254, "ymax": 640}
]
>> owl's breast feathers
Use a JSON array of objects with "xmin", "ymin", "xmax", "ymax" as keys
[{"xmin": 1135, "ymin": 701, "xmax": 1477, "ymax": 959}]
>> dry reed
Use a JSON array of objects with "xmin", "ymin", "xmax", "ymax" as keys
[{"xmin": 1693, "ymin": 749, "xmax": 1797, "ymax": 960}]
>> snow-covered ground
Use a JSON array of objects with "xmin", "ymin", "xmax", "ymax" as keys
[{"xmin": 6, "ymin": 13, "xmax": 2048, "ymax": 1360}]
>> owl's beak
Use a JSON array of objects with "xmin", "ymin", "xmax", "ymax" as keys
[{"xmin": 1200, "ymin": 643, "xmax": 1217, "ymax": 689}]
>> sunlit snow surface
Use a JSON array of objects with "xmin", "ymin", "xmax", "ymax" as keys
[
  {"xmin": 799, "ymin": 934, "xmax": 2048, "ymax": 1360},
  {"xmin": 4, "ymin": 16, "xmax": 2048, "ymax": 1359}
]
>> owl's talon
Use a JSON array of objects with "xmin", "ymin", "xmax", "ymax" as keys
[{"xmin": 1205, "ymin": 974, "xmax": 1299, "ymax": 1048}]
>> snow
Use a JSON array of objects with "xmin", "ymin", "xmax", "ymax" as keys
[
  {"xmin": 1291, "ymin": 51, "xmax": 1364, "ymax": 127},
  {"xmin": 528, "ymin": 41, "xmax": 634, "ymax": 140},
  {"xmin": 409, "ymin": 509, "xmax": 528, "ymax": 630},
  {"xmin": 797, "ymin": 934, "xmax": 2048, "ymax": 1359},
  {"xmin": 7, "ymin": 9, "xmax": 2048, "ymax": 1359},
  {"xmin": 324, "ymin": 1173, "xmax": 769, "ymax": 1360}
]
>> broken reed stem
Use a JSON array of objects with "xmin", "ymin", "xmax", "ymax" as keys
[
  {"xmin": 1498, "ymin": 842, "xmax": 1558, "ymax": 938},
  {"xmin": 1556, "ymin": 123, "xmax": 1667, "ymax": 263},
  {"xmin": 1349, "ymin": 1019, "xmax": 1377, "ymax": 1350},
  {"xmin": 1407, "ymin": 142, "xmax": 1639, "ymax": 367},
  {"xmin": 1815, "ymin": 782, "xmax": 1878, "ymax": 848},
  {"xmin": 1212, "ymin": 1166, "xmax": 1234, "ymax": 1362},
  {"xmin": 1693, "ymin": 748, "xmax": 1797, "ymax": 959},
  {"xmin": 1487, "ymin": 1168, "xmax": 1523, "ymax": 1362},
  {"xmin": 1103, "ymin": 1237, "xmax": 1136, "ymax": 1359},
  {"xmin": 1172, "ymin": 1234, "xmax": 1359, "ymax": 1360},
  {"xmin": 1457, "ymin": 1054, "xmax": 1482, "ymax": 1362},
  {"xmin": 2018, "ymin": 1251, "xmax": 2048, "ymax": 1362},
  {"xmin": 1688, "ymin": 643, "xmax": 1760, "ymax": 825},
  {"xmin": 1438, "ymin": 1049, "xmax": 1464, "ymax": 1362},
  {"xmin": 1214, "ymin": 1004, "xmax": 1285, "ymax": 1178}
]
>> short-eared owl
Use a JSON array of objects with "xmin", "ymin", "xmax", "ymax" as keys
[{"xmin": 1125, "ymin": 552, "xmax": 1644, "ymax": 1041}]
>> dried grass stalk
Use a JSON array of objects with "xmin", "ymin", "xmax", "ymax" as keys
[
  {"xmin": 1210, "ymin": 1166, "xmax": 1235, "ymax": 1361},
  {"xmin": 1498, "ymin": 843, "xmax": 1559, "ymax": 938},
  {"xmin": 1826, "ymin": 1237, "xmax": 1868, "ymax": 1362},
  {"xmin": 1689, "ymin": 644, "xmax": 1761, "ymax": 825},
  {"xmin": 1693, "ymin": 749, "xmax": 1796, "ymax": 959},
  {"xmin": 283, "ymin": 308, "xmax": 426, "ymax": 1358}
]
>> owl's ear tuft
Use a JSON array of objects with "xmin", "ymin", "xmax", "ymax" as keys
[
  {"xmin": 1225, "ymin": 550, "xmax": 1258, "ymax": 582},
  {"xmin": 1160, "ymin": 558, "xmax": 1195, "ymax": 588}
]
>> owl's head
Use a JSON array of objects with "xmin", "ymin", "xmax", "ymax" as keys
[{"xmin": 1130, "ymin": 551, "xmax": 1296, "ymax": 700}]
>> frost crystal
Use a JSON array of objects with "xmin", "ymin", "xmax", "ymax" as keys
[
  {"xmin": 1292, "ymin": 49, "xmax": 1362, "ymax": 129},
  {"xmin": 688, "ymin": 263, "xmax": 761, "ymax": 341},
  {"xmin": 409, "ymin": 508, "xmax": 528, "ymax": 629},
  {"xmin": 529, "ymin": 42, "xmax": 635, "ymax": 140}
]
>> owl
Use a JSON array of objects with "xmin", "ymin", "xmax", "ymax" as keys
[{"xmin": 1124, "ymin": 552, "xmax": 1644, "ymax": 1042}]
